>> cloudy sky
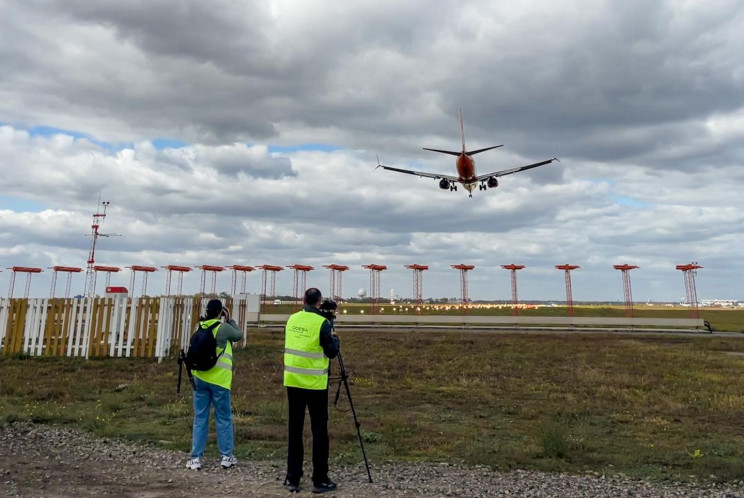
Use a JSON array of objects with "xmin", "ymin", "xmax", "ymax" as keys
[{"xmin": 1, "ymin": 0, "xmax": 742, "ymax": 302}]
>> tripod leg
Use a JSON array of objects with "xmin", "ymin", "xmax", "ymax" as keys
[{"xmin": 337, "ymin": 353, "xmax": 373, "ymax": 483}]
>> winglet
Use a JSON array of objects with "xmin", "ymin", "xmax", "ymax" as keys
[{"xmin": 375, "ymin": 153, "xmax": 382, "ymax": 169}]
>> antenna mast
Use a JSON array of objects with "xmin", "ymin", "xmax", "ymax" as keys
[{"xmin": 84, "ymin": 200, "xmax": 117, "ymax": 297}]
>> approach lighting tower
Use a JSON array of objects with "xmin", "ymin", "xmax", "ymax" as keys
[
  {"xmin": 127, "ymin": 266, "xmax": 157, "ymax": 297},
  {"xmin": 613, "ymin": 264, "xmax": 639, "ymax": 317},
  {"xmin": 405, "ymin": 264, "xmax": 429, "ymax": 312},
  {"xmin": 324, "ymin": 264, "xmax": 349, "ymax": 302},
  {"xmin": 92, "ymin": 265, "xmax": 121, "ymax": 296},
  {"xmin": 362, "ymin": 264, "xmax": 387, "ymax": 314},
  {"xmin": 227, "ymin": 265, "xmax": 255, "ymax": 296},
  {"xmin": 162, "ymin": 265, "xmax": 192, "ymax": 296},
  {"xmin": 287, "ymin": 265, "xmax": 314, "ymax": 307},
  {"xmin": 195, "ymin": 265, "xmax": 225, "ymax": 296},
  {"xmin": 501, "ymin": 264, "xmax": 526, "ymax": 316},
  {"xmin": 84, "ymin": 201, "xmax": 120, "ymax": 297},
  {"xmin": 676, "ymin": 263, "xmax": 703, "ymax": 318},
  {"xmin": 450, "ymin": 264, "xmax": 475, "ymax": 313},
  {"xmin": 555, "ymin": 264, "xmax": 580, "ymax": 316},
  {"xmin": 257, "ymin": 265, "xmax": 284, "ymax": 311},
  {"xmin": 7, "ymin": 267, "xmax": 43, "ymax": 299},
  {"xmin": 49, "ymin": 266, "xmax": 83, "ymax": 299}
]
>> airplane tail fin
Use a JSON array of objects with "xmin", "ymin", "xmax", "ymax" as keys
[{"xmin": 422, "ymin": 109, "xmax": 502, "ymax": 156}]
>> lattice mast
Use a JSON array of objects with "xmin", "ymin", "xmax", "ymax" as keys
[
  {"xmin": 195, "ymin": 265, "xmax": 225, "ymax": 296},
  {"xmin": 257, "ymin": 265, "xmax": 284, "ymax": 311},
  {"xmin": 405, "ymin": 264, "xmax": 428, "ymax": 312},
  {"xmin": 613, "ymin": 264, "xmax": 639, "ymax": 317},
  {"xmin": 676, "ymin": 263, "xmax": 703, "ymax": 318},
  {"xmin": 162, "ymin": 265, "xmax": 192, "ymax": 296},
  {"xmin": 362, "ymin": 264, "xmax": 387, "ymax": 314},
  {"xmin": 501, "ymin": 264, "xmax": 525, "ymax": 316},
  {"xmin": 287, "ymin": 265, "xmax": 314, "ymax": 307},
  {"xmin": 555, "ymin": 264, "xmax": 580, "ymax": 316},
  {"xmin": 127, "ymin": 266, "xmax": 157, "ymax": 298},
  {"xmin": 49, "ymin": 266, "xmax": 82, "ymax": 299},
  {"xmin": 7, "ymin": 267, "xmax": 43, "ymax": 299},
  {"xmin": 324, "ymin": 264, "xmax": 349, "ymax": 302},
  {"xmin": 451, "ymin": 264, "xmax": 475, "ymax": 313},
  {"xmin": 227, "ymin": 265, "xmax": 255, "ymax": 296},
  {"xmin": 84, "ymin": 200, "xmax": 120, "ymax": 297},
  {"xmin": 93, "ymin": 265, "xmax": 121, "ymax": 295}
]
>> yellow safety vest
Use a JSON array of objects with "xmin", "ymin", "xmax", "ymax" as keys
[
  {"xmin": 284, "ymin": 311, "xmax": 329, "ymax": 390},
  {"xmin": 193, "ymin": 319, "xmax": 234, "ymax": 390}
]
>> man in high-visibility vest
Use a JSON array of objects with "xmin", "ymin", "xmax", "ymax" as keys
[
  {"xmin": 283, "ymin": 288, "xmax": 340, "ymax": 494},
  {"xmin": 186, "ymin": 298, "xmax": 244, "ymax": 471}
]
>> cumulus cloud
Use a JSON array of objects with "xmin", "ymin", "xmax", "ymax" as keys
[{"xmin": 0, "ymin": 0, "xmax": 742, "ymax": 300}]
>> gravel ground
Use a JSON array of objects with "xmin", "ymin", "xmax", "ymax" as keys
[{"xmin": 2, "ymin": 423, "xmax": 743, "ymax": 498}]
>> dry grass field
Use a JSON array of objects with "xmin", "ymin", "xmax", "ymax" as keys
[{"xmin": 3, "ymin": 323, "xmax": 744, "ymax": 484}]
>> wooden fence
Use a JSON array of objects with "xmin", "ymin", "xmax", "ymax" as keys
[{"xmin": 0, "ymin": 296, "xmax": 259, "ymax": 360}]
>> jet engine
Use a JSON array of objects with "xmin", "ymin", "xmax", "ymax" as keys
[
  {"xmin": 487, "ymin": 176, "xmax": 499, "ymax": 188},
  {"xmin": 439, "ymin": 179, "xmax": 450, "ymax": 190}
]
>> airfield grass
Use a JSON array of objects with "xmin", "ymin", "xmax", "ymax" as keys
[{"xmin": 4, "ymin": 327, "xmax": 744, "ymax": 484}]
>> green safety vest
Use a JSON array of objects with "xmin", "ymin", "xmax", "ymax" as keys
[
  {"xmin": 284, "ymin": 311, "xmax": 329, "ymax": 390},
  {"xmin": 193, "ymin": 319, "xmax": 234, "ymax": 390}
]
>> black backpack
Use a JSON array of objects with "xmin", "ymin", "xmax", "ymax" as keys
[{"xmin": 185, "ymin": 322, "xmax": 222, "ymax": 371}]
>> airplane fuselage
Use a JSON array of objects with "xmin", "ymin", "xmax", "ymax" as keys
[{"xmin": 456, "ymin": 154, "xmax": 478, "ymax": 192}]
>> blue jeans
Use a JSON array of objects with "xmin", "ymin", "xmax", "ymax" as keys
[{"xmin": 191, "ymin": 377, "xmax": 234, "ymax": 458}]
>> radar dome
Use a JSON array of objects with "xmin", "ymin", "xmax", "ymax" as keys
[{"xmin": 357, "ymin": 288, "xmax": 367, "ymax": 298}]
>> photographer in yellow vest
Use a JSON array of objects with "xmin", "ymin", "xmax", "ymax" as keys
[
  {"xmin": 186, "ymin": 299, "xmax": 243, "ymax": 471},
  {"xmin": 283, "ymin": 288, "xmax": 340, "ymax": 494}
]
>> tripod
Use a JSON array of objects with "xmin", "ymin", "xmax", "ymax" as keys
[{"xmin": 332, "ymin": 349, "xmax": 373, "ymax": 483}]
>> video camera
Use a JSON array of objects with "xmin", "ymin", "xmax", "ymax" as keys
[{"xmin": 319, "ymin": 298, "xmax": 338, "ymax": 322}]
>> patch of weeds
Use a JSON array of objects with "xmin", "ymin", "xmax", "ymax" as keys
[
  {"xmin": 540, "ymin": 422, "xmax": 570, "ymax": 460},
  {"xmin": 160, "ymin": 400, "xmax": 190, "ymax": 421},
  {"xmin": 362, "ymin": 431, "xmax": 382, "ymax": 443},
  {"xmin": 0, "ymin": 413, "xmax": 24, "ymax": 428}
]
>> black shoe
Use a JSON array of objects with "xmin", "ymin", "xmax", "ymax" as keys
[
  {"xmin": 312, "ymin": 480, "xmax": 337, "ymax": 494},
  {"xmin": 284, "ymin": 479, "xmax": 300, "ymax": 493}
]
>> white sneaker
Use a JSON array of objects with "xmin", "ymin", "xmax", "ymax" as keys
[
  {"xmin": 186, "ymin": 457, "xmax": 202, "ymax": 470},
  {"xmin": 220, "ymin": 454, "xmax": 238, "ymax": 469}
]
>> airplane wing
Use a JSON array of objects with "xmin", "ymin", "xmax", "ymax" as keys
[
  {"xmin": 475, "ymin": 158, "xmax": 557, "ymax": 181},
  {"xmin": 377, "ymin": 164, "xmax": 459, "ymax": 182}
]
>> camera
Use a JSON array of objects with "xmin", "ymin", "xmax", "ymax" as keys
[{"xmin": 319, "ymin": 299, "xmax": 337, "ymax": 322}]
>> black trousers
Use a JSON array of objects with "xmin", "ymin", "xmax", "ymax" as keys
[{"xmin": 286, "ymin": 386, "xmax": 329, "ymax": 484}]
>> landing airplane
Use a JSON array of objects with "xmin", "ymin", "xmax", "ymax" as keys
[{"xmin": 376, "ymin": 110, "xmax": 558, "ymax": 198}]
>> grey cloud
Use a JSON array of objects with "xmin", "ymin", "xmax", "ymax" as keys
[{"xmin": 1, "ymin": 1, "xmax": 743, "ymax": 300}]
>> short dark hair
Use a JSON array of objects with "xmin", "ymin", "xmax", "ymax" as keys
[
  {"xmin": 304, "ymin": 288, "xmax": 322, "ymax": 306},
  {"xmin": 206, "ymin": 299, "xmax": 223, "ymax": 319}
]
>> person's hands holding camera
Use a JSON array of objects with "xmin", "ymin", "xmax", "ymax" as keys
[{"xmin": 221, "ymin": 307, "xmax": 230, "ymax": 321}]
